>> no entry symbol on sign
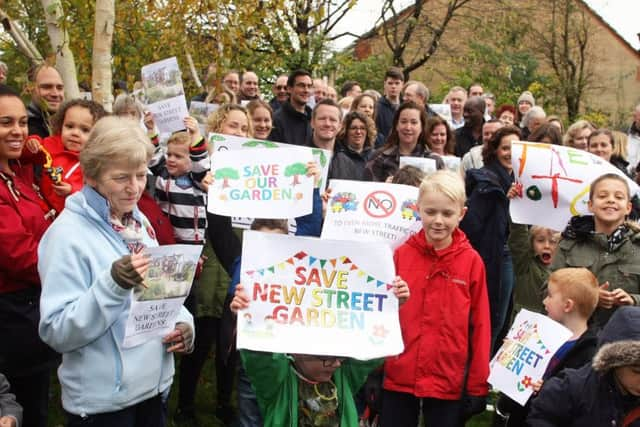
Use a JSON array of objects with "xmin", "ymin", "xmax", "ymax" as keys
[{"xmin": 364, "ymin": 191, "xmax": 397, "ymax": 218}]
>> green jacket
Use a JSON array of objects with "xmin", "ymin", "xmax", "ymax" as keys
[
  {"xmin": 240, "ymin": 350, "xmax": 381, "ymax": 427},
  {"xmin": 509, "ymin": 223, "xmax": 549, "ymax": 315},
  {"xmin": 551, "ymin": 216, "xmax": 640, "ymax": 327},
  {"xmin": 195, "ymin": 242, "xmax": 229, "ymax": 318}
]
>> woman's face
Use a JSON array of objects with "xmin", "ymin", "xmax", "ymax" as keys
[
  {"xmin": 251, "ymin": 107, "xmax": 272, "ymax": 139},
  {"xmin": 499, "ymin": 111, "xmax": 514, "ymax": 126},
  {"xmin": 396, "ymin": 108, "xmax": 422, "ymax": 148},
  {"xmin": 518, "ymin": 100, "xmax": 532, "ymax": 115},
  {"xmin": 496, "ymin": 134, "xmax": 513, "ymax": 171},
  {"xmin": 220, "ymin": 110, "xmax": 250, "ymax": 137},
  {"xmin": 428, "ymin": 123, "xmax": 448, "ymax": 155},
  {"xmin": 356, "ymin": 96, "xmax": 375, "ymax": 119},
  {"xmin": 572, "ymin": 127, "xmax": 591, "ymax": 150},
  {"xmin": 87, "ymin": 163, "xmax": 147, "ymax": 219},
  {"xmin": 588, "ymin": 133, "xmax": 613, "ymax": 162},
  {"xmin": 346, "ymin": 118, "xmax": 367, "ymax": 152},
  {"xmin": 0, "ymin": 96, "xmax": 27, "ymax": 168}
]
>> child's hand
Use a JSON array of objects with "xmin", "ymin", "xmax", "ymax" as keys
[
  {"xmin": 305, "ymin": 161, "xmax": 321, "ymax": 188},
  {"xmin": 200, "ymin": 171, "xmax": 214, "ymax": 191},
  {"xmin": 611, "ymin": 288, "xmax": 634, "ymax": 306},
  {"xmin": 0, "ymin": 416, "xmax": 17, "ymax": 427},
  {"xmin": 598, "ymin": 282, "xmax": 615, "ymax": 309},
  {"xmin": 230, "ymin": 283, "xmax": 250, "ymax": 313},
  {"xmin": 26, "ymin": 137, "xmax": 42, "ymax": 154},
  {"xmin": 507, "ymin": 182, "xmax": 523, "ymax": 199},
  {"xmin": 392, "ymin": 276, "xmax": 410, "ymax": 306},
  {"xmin": 532, "ymin": 379, "xmax": 544, "ymax": 394},
  {"xmin": 184, "ymin": 116, "xmax": 202, "ymax": 144},
  {"xmin": 321, "ymin": 188, "xmax": 332, "ymax": 218},
  {"xmin": 385, "ymin": 175, "xmax": 394, "ymax": 183},
  {"xmin": 52, "ymin": 181, "xmax": 72, "ymax": 197},
  {"xmin": 143, "ymin": 111, "xmax": 156, "ymax": 131}
]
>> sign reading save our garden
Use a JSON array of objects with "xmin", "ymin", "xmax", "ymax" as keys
[
  {"xmin": 237, "ymin": 231, "xmax": 404, "ymax": 359},
  {"xmin": 208, "ymin": 147, "xmax": 314, "ymax": 218}
]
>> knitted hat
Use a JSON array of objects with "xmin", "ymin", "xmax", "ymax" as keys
[
  {"xmin": 592, "ymin": 307, "xmax": 640, "ymax": 373},
  {"xmin": 517, "ymin": 91, "xmax": 535, "ymax": 106}
]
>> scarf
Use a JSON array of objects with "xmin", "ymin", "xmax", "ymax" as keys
[{"xmin": 110, "ymin": 212, "xmax": 146, "ymax": 254}]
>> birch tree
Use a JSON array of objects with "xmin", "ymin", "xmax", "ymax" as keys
[{"xmin": 92, "ymin": 0, "xmax": 114, "ymax": 110}]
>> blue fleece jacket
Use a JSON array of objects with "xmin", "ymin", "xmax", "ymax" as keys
[{"xmin": 38, "ymin": 186, "xmax": 194, "ymax": 416}]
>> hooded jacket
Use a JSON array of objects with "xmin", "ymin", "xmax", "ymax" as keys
[
  {"xmin": 269, "ymin": 101, "xmax": 312, "ymax": 146},
  {"xmin": 508, "ymin": 223, "xmax": 549, "ymax": 314},
  {"xmin": 38, "ymin": 186, "xmax": 194, "ymax": 416},
  {"xmin": 328, "ymin": 140, "xmax": 373, "ymax": 182},
  {"xmin": 528, "ymin": 306, "xmax": 640, "ymax": 427},
  {"xmin": 384, "ymin": 228, "xmax": 491, "ymax": 399},
  {"xmin": 551, "ymin": 216, "xmax": 640, "ymax": 328}
]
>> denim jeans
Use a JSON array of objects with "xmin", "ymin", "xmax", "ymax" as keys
[{"xmin": 237, "ymin": 366, "xmax": 263, "ymax": 427}]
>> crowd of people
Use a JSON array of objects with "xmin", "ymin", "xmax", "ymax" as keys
[{"xmin": 0, "ymin": 59, "xmax": 639, "ymax": 427}]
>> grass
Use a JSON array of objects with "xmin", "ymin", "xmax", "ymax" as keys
[{"xmin": 47, "ymin": 356, "xmax": 495, "ymax": 427}]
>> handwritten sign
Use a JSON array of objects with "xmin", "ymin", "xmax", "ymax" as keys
[
  {"xmin": 488, "ymin": 309, "xmax": 572, "ymax": 406},
  {"xmin": 141, "ymin": 57, "xmax": 189, "ymax": 134},
  {"xmin": 123, "ymin": 244, "xmax": 202, "ymax": 348},
  {"xmin": 510, "ymin": 141, "xmax": 639, "ymax": 231},
  {"xmin": 237, "ymin": 231, "xmax": 403, "ymax": 359},
  {"xmin": 399, "ymin": 156, "xmax": 437, "ymax": 175},
  {"xmin": 208, "ymin": 148, "xmax": 314, "ymax": 218},
  {"xmin": 322, "ymin": 180, "xmax": 422, "ymax": 249},
  {"xmin": 189, "ymin": 101, "xmax": 219, "ymax": 135}
]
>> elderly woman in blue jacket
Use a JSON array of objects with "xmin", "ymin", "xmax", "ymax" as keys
[{"xmin": 38, "ymin": 116, "xmax": 195, "ymax": 426}]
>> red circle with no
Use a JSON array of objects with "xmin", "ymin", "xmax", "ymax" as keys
[{"xmin": 363, "ymin": 191, "xmax": 396, "ymax": 218}]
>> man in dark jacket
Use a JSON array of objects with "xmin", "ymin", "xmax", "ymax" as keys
[
  {"xmin": 454, "ymin": 96, "xmax": 485, "ymax": 157},
  {"xmin": 528, "ymin": 306, "xmax": 640, "ymax": 427},
  {"xmin": 269, "ymin": 69, "xmax": 312, "ymax": 146},
  {"xmin": 375, "ymin": 67, "xmax": 404, "ymax": 141},
  {"xmin": 27, "ymin": 65, "xmax": 64, "ymax": 138},
  {"xmin": 269, "ymin": 75, "xmax": 289, "ymax": 112}
]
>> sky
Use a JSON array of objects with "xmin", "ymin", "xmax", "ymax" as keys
[{"xmin": 330, "ymin": 0, "xmax": 640, "ymax": 51}]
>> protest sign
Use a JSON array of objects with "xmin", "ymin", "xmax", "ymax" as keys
[
  {"xmin": 399, "ymin": 156, "xmax": 437, "ymax": 175},
  {"xmin": 208, "ymin": 147, "xmax": 314, "ymax": 218},
  {"xmin": 189, "ymin": 101, "xmax": 219, "ymax": 135},
  {"xmin": 123, "ymin": 244, "xmax": 202, "ymax": 348},
  {"xmin": 429, "ymin": 104, "xmax": 452, "ymax": 123},
  {"xmin": 237, "ymin": 231, "xmax": 403, "ymax": 359},
  {"xmin": 488, "ymin": 309, "xmax": 572, "ymax": 406},
  {"xmin": 141, "ymin": 57, "xmax": 189, "ymax": 134},
  {"xmin": 321, "ymin": 180, "xmax": 422, "ymax": 248},
  {"xmin": 441, "ymin": 155, "xmax": 461, "ymax": 172},
  {"xmin": 510, "ymin": 141, "xmax": 639, "ymax": 231}
]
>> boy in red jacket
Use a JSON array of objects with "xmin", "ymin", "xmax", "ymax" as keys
[{"xmin": 381, "ymin": 170, "xmax": 491, "ymax": 427}]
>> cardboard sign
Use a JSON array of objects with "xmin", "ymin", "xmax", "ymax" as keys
[
  {"xmin": 322, "ymin": 180, "xmax": 422, "ymax": 248},
  {"xmin": 123, "ymin": 244, "xmax": 202, "ymax": 348},
  {"xmin": 510, "ymin": 141, "xmax": 639, "ymax": 231},
  {"xmin": 237, "ymin": 231, "xmax": 403, "ymax": 359},
  {"xmin": 141, "ymin": 57, "xmax": 189, "ymax": 134},
  {"xmin": 399, "ymin": 156, "xmax": 437, "ymax": 175}
]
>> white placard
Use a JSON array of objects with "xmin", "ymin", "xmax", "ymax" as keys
[
  {"xmin": 141, "ymin": 57, "xmax": 189, "ymax": 134},
  {"xmin": 237, "ymin": 231, "xmax": 403, "ymax": 359},
  {"xmin": 429, "ymin": 103, "xmax": 452, "ymax": 123},
  {"xmin": 208, "ymin": 148, "xmax": 314, "ymax": 218},
  {"xmin": 321, "ymin": 180, "xmax": 422, "ymax": 249},
  {"xmin": 123, "ymin": 244, "xmax": 202, "ymax": 348},
  {"xmin": 488, "ymin": 309, "xmax": 572, "ymax": 406},
  {"xmin": 399, "ymin": 156, "xmax": 437, "ymax": 175},
  {"xmin": 441, "ymin": 155, "xmax": 461, "ymax": 172},
  {"xmin": 510, "ymin": 141, "xmax": 639, "ymax": 231}
]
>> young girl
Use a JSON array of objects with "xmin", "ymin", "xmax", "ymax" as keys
[
  {"xmin": 247, "ymin": 100, "xmax": 273, "ymax": 140},
  {"xmin": 25, "ymin": 99, "xmax": 106, "ymax": 212},
  {"xmin": 551, "ymin": 173, "xmax": 640, "ymax": 328}
]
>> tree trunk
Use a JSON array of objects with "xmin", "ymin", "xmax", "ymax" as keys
[
  {"xmin": 92, "ymin": 0, "xmax": 115, "ymax": 111},
  {"xmin": 41, "ymin": 0, "xmax": 80, "ymax": 100}
]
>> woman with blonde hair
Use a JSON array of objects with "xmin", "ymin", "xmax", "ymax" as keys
[{"xmin": 563, "ymin": 119, "xmax": 595, "ymax": 150}]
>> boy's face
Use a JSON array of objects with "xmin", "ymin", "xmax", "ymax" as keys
[
  {"xmin": 543, "ymin": 280, "xmax": 567, "ymax": 322},
  {"xmin": 166, "ymin": 143, "xmax": 191, "ymax": 177},
  {"xmin": 61, "ymin": 106, "xmax": 93, "ymax": 152},
  {"xmin": 293, "ymin": 354, "xmax": 344, "ymax": 383},
  {"xmin": 588, "ymin": 178, "xmax": 631, "ymax": 230},
  {"xmin": 532, "ymin": 230, "xmax": 559, "ymax": 265},
  {"xmin": 418, "ymin": 191, "xmax": 466, "ymax": 250},
  {"xmin": 614, "ymin": 366, "xmax": 640, "ymax": 396}
]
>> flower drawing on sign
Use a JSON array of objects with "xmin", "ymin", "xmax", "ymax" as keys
[
  {"xmin": 400, "ymin": 199, "xmax": 420, "ymax": 220},
  {"xmin": 330, "ymin": 192, "xmax": 358, "ymax": 213}
]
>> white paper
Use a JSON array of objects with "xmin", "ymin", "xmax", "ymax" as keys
[
  {"xmin": 488, "ymin": 309, "xmax": 573, "ymax": 406},
  {"xmin": 208, "ymin": 148, "xmax": 314, "ymax": 218},
  {"xmin": 429, "ymin": 103, "xmax": 453, "ymax": 124},
  {"xmin": 141, "ymin": 57, "xmax": 189, "ymax": 134},
  {"xmin": 321, "ymin": 180, "xmax": 422, "ymax": 248},
  {"xmin": 399, "ymin": 156, "xmax": 437, "ymax": 175},
  {"xmin": 441, "ymin": 155, "xmax": 461, "ymax": 173},
  {"xmin": 510, "ymin": 141, "xmax": 639, "ymax": 231},
  {"xmin": 123, "ymin": 244, "xmax": 202, "ymax": 348},
  {"xmin": 237, "ymin": 231, "xmax": 403, "ymax": 359}
]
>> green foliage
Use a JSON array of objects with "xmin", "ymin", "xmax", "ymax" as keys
[
  {"xmin": 578, "ymin": 108, "xmax": 610, "ymax": 128},
  {"xmin": 285, "ymin": 162, "xmax": 307, "ymax": 177},
  {"xmin": 321, "ymin": 49, "xmax": 392, "ymax": 95}
]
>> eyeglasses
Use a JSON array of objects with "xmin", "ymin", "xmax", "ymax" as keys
[
  {"xmin": 348, "ymin": 126, "xmax": 366, "ymax": 132},
  {"xmin": 295, "ymin": 83, "xmax": 313, "ymax": 89},
  {"xmin": 275, "ymin": 85, "xmax": 288, "ymax": 91}
]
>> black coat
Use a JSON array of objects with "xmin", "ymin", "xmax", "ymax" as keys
[
  {"xmin": 375, "ymin": 96, "xmax": 397, "ymax": 141},
  {"xmin": 269, "ymin": 101, "xmax": 312, "ymax": 146},
  {"xmin": 328, "ymin": 142, "xmax": 372, "ymax": 182},
  {"xmin": 27, "ymin": 102, "xmax": 51, "ymax": 138}
]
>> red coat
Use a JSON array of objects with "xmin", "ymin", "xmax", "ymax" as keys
[
  {"xmin": 0, "ymin": 161, "xmax": 53, "ymax": 294},
  {"xmin": 384, "ymin": 228, "xmax": 491, "ymax": 399},
  {"xmin": 137, "ymin": 192, "xmax": 176, "ymax": 246}
]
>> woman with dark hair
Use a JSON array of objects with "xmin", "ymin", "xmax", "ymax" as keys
[
  {"xmin": 461, "ymin": 125, "xmax": 522, "ymax": 351},
  {"xmin": 425, "ymin": 115, "xmax": 455, "ymax": 156},
  {"xmin": 328, "ymin": 111, "xmax": 375, "ymax": 181},
  {"xmin": 528, "ymin": 122, "xmax": 563, "ymax": 146},
  {"xmin": 0, "ymin": 84, "xmax": 58, "ymax": 427},
  {"xmin": 351, "ymin": 93, "xmax": 385, "ymax": 148},
  {"xmin": 364, "ymin": 101, "xmax": 443, "ymax": 182}
]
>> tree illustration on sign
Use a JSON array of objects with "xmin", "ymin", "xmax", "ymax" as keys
[
  {"xmin": 215, "ymin": 167, "xmax": 239, "ymax": 188},
  {"xmin": 285, "ymin": 162, "xmax": 307, "ymax": 186},
  {"xmin": 242, "ymin": 140, "xmax": 278, "ymax": 148}
]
